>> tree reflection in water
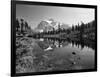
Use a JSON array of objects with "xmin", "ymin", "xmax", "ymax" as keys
[{"xmin": 37, "ymin": 37, "xmax": 95, "ymax": 51}]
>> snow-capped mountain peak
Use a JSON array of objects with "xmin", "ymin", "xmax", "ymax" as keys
[{"xmin": 34, "ymin": 18, "xmax": 69, "ymax": 32}]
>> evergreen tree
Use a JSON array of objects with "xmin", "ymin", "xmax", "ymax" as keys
[
  {"xmin": 72, "ymin": 25, "xmax": 74, "ymax": 31},
  {"xmin": 16, "ymin": 19, "xmax": 20, "ymax": 31},
  {"xmin": 20, "ymin": 19, "xmax": 24, "ymax": 33},
  {"xmin": 25, "ymin": 21, "xmax": 28, "ymax": 31}
]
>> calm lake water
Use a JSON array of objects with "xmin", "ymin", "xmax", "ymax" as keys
[{"xmin": 34, "ymin": 37, "xmax": 95, "ymax": 71}]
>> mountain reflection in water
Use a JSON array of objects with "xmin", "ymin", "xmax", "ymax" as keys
[{"xmin": 33, "ymin": 37, "xmax": 95, "ymax": 71}]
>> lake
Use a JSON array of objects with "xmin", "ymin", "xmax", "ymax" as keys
[{"xmin": 32, "ymin": 37, "xmax": 95, "ymax": 71}]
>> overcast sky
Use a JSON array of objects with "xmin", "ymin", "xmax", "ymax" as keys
[{"xmin": 16, "ymin": 4, "xmax": 95, "ymax": 29}]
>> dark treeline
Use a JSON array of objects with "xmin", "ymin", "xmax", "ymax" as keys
[
  {"xmin": 33, "ymin": 20, "xmax": 96, "ymax": 41},
  {"xmin": 68, "ymin": 20, "xmax": 95, "ymax": 40}
]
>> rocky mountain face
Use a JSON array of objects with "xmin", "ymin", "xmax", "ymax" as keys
[{"xmin": 34, "ymin": 18, "xmax": 69, "ymax": 32}]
